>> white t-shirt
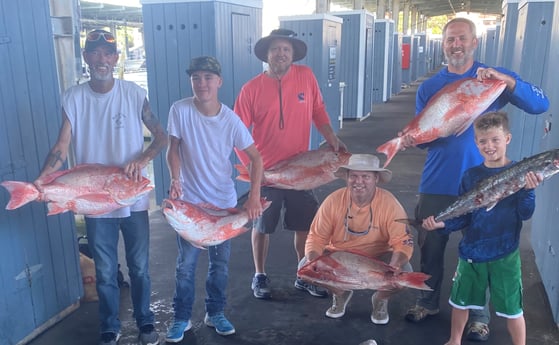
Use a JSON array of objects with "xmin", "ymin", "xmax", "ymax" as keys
[
  {"xmin": 167, "ymin": 97, "xmax": 254, "ymax": 209},
  {"xmin": 63, "ymin": 79, "xmax": 149, "ymax": 217}
]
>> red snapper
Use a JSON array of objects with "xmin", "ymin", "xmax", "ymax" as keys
[
  {"xmin": 1, "ymin": 164, "xmax": 153, "ymax": 216},
  {"xmin": 162, "ymin": 198, "xmax": 272, "ymax": 249},
  {"xmin": 377, "ymin": 78, "xmax": 507, "ymax": 168},
  {"xmin": 236, "ymin": 147, "xmax": 352, "ymax": 190},
  {"xmin": 297, "ymin": 250, "xmax": 432, "ymax": 294}
]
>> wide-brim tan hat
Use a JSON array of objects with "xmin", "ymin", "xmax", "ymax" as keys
[
  {"xmin": 254, "ymin": 28, "xmax": 307, "ymax": 62},
  {"xmin": 334, "ymin": 154, "xmax": 392, "ymax": 183}
]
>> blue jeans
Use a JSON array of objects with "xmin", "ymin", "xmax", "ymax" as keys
[
  {"xmin": 172, "ymin": 236, "xmax": 231, "ymax": 320},
  {"xmin": 415, "ymin": 194, "xmax": 490, "ymax": 324},
  {"xmin": 85, "ymin": 211, "xmax": 155, "ymax": 334}
]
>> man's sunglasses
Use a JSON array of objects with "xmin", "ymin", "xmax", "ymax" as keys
[{"xmin": 86, "ymin": 31, "xmax": 116, "ymax": 43}]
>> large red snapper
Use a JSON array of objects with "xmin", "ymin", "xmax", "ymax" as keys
[
  {"xmin": 162, "ymin": 198, "xmax": 272, "ymax": 249},
  {"xmin": 235, "ymin": 147, "xmax": 352, "ymax": 190},
  {"xmin": 297, "ymin": 250, "xmax": 432, "ymax": 294},
  {"xmin": 377, "ymin": 78, "xmax": 507, "ymax": 168},
  {"xmin": 1, "ymin": 164, "xmax": 153, "ymax": 216}
]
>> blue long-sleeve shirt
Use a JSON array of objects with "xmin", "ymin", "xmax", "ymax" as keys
[
  {"xmin": 416, "ymin": 61, "xmax": 549, "ymax": 196},
  {"xmin": 439, "ymin": 162, "xmax": 535, "ymax": 262}
]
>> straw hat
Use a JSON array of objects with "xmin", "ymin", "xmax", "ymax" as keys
[
  {"xmin": 254, "ymin": 28, "xmax": 307, "ymax": 62},
  {"xmin": 334, "ymin": 154, "xmax": 392, "ymax": 183}
]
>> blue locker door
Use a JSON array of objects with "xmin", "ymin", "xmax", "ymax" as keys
[{"xmin": 231, "ymin": 11, "xmax": 254, "ymax": 197}]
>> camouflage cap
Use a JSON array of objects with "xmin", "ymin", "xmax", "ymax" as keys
[{"xmin": 186, "ymin": 56, "xmax": 221, "ymax": 76}]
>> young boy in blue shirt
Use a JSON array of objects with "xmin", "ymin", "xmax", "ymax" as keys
[{"xmin": 422, "ymin": 111, "xmax": 542, "ymax": 345}]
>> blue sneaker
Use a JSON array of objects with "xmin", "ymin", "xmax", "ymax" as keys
[
  {"xmin": 165, "ymin": 320, "xmax": 192, "ymax": 343},
  {"xmin": 251, "ymin": 274, "xmax": 272, "ymax": 299},
  {"xmin": 204, "ymin": 312, "xmax": 236, "ymax": 336}
]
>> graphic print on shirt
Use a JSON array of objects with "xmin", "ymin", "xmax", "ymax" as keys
[{"xmin": 113, "ymin": 112, "xmax": 126, "ymax": 129}]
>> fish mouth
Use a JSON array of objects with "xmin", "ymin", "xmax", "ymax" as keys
[{"xmin": 161, "ymin": 199, "xmax": 177, "ymax": 214}]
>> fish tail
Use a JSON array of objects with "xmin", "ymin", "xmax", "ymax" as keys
[
  {"xmin": 234, "ymin": 164, "xmax": 250, "ymax": 182},
  {"xmin": 0, "ymin": 181, "xmax": 40, "ymax": 210},
  {"xmin": 399, "ymin": 272, "xmax": 433, "ymax": 291},
  {"xmin": 376, "ymin": 137, "xmax": 401, "ymax": 168}
]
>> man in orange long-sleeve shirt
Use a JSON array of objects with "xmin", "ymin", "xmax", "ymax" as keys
[
  {"xmin": 235, "ymin": 29, "xmax": 346, "ymax": 300},
  {"xmin": 305, "ymin": 154, "xmax": 414, "ymax": 324}
]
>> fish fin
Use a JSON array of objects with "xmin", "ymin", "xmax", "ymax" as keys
[
  {"xmin": 395, "ymin": 218, "xmax": 424, "ymax": 233},
  {"xmin": 197, "ymin": 202, "xmax": 220, "ymax": 210},
  {"xmin": 174, "ymin": 231, "xmax": 210, "ymax": 250},
  {"xmin": 224, "ymin": 207, "xmax": 241, "ymax": 215},
  {"xmin": 398, "ymin": 272, "xmax": 433, "ymax": 291},
  {"xmin": 0, "ymin": 181, "xmax": 40, "ymax": 210},
  {"xmin": 39, "ymin": 169, "xmax": 69, "ymax": 184},
  {"xmin": 376, "ymin": 137, "xmax": 402, "ymax": 168},
  {"xmin": 197, "ymin": 203, "xmax": 230, "ymax": 217},
  {"xmin": 234, "ymin": 164, "xmax": 250, "ymax": 182},
  {"xmin": 454, "ymin": 119, "xmax": 475, "ymax": 136},
  {"xmin": 191, "ymin": 242, "xmax": 208, "ymax": 250},
  {"xmin": 47, "ymin": 203, "xmax": 70, "ymax": 216},
  {"xmin": 485, "ymin": 202, "xmax": 498, "ymax": 211},
  {"xmin": 178, "ymin": 236, "xmax": 209, "ymax": 250},
  {"xmin": 297, "ymin": 275, "xmax": 340, "ymax": 295}
]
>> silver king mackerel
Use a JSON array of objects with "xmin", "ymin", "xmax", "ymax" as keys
[{"xmin": 398, "ymin": 148, "xmax": 559, "ymax": 224}]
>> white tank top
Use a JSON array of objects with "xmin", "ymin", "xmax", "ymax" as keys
[{"xmin": 63, "ymin": 79, "xmax": 149, "ymax": 217}]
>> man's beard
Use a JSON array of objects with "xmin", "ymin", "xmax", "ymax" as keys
[
  {"xmin": 90, "ymin": 65, "xmax": 114, "ymax": 81},
  {"xmin": 445, "ymin": 48, "xmax": 475, "ymax": 68}
]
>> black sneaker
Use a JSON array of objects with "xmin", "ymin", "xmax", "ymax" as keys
[
  {"xmin": 294, "ymin": 277, "xmax": 328, "ymax": 298},
  {"xmin": 251, "ymin": 274, "xmax": 272, "ymax": 299},
  {"xmin": 99, "ymin": 332, "xmax": 120, "ymax": 345},
  {"xmin": 138, "ymin": 324, "xmax": 159, "ymax": 345}
]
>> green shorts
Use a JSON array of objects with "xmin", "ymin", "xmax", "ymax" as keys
[{"xmin": 449, "ymin": 249, "xmax": 523, "ymax": 318}]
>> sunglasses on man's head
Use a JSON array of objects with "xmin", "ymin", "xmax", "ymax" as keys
[{"xmin": 86, "ymin": 31, "xmax": 116, "ymax": 43}]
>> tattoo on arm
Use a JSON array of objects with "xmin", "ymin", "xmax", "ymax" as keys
[
  {"xmin": 140, "ymin": 98, "xmax": 168, "ymax": 162},
  {"xmin": 142, "ymin": 99, "xmax": 160, "ymax": 130},
  {"xmin": 46, "ymin": 150, "xmax": 64, "ymax": 168}
]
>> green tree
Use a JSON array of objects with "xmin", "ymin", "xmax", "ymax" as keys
[{"xmin": 427, "ymin": 15, "xmax": 449, "ymax": 35}]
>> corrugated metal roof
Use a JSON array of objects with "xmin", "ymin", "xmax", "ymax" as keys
[
  {"xmin": 80, "ymin": 0, "xmax": 143, "ymax": 28},
  {"xmin": 332, "ymin": 0, "xmax": 503, "ymax": 17},
  {"xmin": 80, "ymin": 0, "xmax": 504, "ymax": 27}
]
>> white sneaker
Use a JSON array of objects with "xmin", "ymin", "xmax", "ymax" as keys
[
  {"xmin": 325, "ymin": 290, "xmax": 353, "ymax": 318},
  {"xmin": 371, "ymin": 292, "xmax": 389, "ymax": 324}
]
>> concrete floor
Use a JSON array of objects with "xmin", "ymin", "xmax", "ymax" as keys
[{"xmin": 27, "ymin": 77, "xmax": 559, "ymax": 345}]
